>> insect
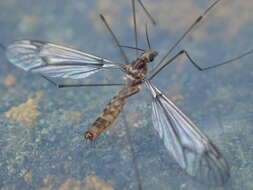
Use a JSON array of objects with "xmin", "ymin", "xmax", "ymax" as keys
[{"xmin": 2, "ymin": 0, "xmax": 253, "ymax": 186}]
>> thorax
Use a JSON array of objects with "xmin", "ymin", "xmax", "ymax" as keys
[{"xmin": 123, "ymin": 57, "xmax": 148, "ymax": 85}]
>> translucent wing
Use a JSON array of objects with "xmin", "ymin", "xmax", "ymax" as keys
[
  {"xmin": 6, "ymin": 40, "xmax": 119, "ymax": 79},
  {"xmin": 145, "ymin": 81, "xmax": 230, "ymax": 185}
]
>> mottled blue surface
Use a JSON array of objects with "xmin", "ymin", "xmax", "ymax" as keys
[{"xmin": 1, "ymin": 0, "xmax": 253, "ymax": 190}]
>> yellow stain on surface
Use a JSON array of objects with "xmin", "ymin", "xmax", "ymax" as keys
[
  {"xmin": 40, "ymin": 175, "xmax": 114, "ymax": 190},
  {"xmin": 126, "ymin": 112, "xmax": 142, "ymax": 126},
  {"xmin": 3, "ymin": 74, "xmax": 16, "ymax": 88},
  {"xmin": 41, "ymin": 175, "xmax": 59, "ymax": 188},
  {"xmin": 24, "ymin": 171, "xmax": 33, "ymax": 183},
  {"xmin": 64, "ymin": 111, "xmax": 83, "ymax": 122},
  {"xmin": 83, "ymin": 175, "xmax": 114, "ymax": 190},
  {"xmin": 5, "ymin": 91, "xmax": 44, "ymax": 127},
  {"xmin": 58, "ymin": 178, "xmax": 81, "ymax": 190}
]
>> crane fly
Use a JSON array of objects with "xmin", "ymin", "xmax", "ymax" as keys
[{"xmin": 2, "ymin": 0, "xmax": 253, "ymax": 187}]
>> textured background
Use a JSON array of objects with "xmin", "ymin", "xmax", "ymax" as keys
[{"xmin": 0, "ymin": 0, "xmax": 253, "ymax": 189}]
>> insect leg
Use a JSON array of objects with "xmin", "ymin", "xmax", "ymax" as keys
[
  {"xmin": 181, "ymin": 49, "xmax": 253, "ymax": 71},
  {"xmin": 41, "ymin": 74, "xmax": 124, "ymax": 88},
  {"xmin": 100, "ymin": 14, "xmax": 130, "ymax": 65},
  {"xmin": 150, "ymin": 0, "xmax": 222, "ymax": 74},
  {"xmin": 132, "ymin": 0, "xmax": 138, "ymax": 56},
  {"xmin": 136, "ymin": 0, "xmax": 156, "ymax": 25},
  {"xmin": 122, "ymin": 113, "xmax": 143, "ymax": 190},
  {"xmin": 148, "ymin": 51, "xmax": 184, "ymax": 80},
  {"xmin": 119, "ymin": 45, "xmax": 145, "ymax": 52},
  {"xmin": 149, "ymin": 48, "xmax": 253, "ymax": 80},
  {"xmin": 58, "ymin": 83, "xmax": 125, "ymax": 88},
  {"xmin": 40, "ymin": 74, "xmax": 58, "ymax": 86}
]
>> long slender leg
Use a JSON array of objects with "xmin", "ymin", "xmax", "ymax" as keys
[
  {"xmin": 149, "ymin": 48, "xmax": 253, "ymax": 80},
  {"xmin": 149, "ymin": 51, "xmax": 184, "ymax": 80},
  {"xmin": 150, "ymin": 0, "xmax": 222, "ymax": 74},
  {"xmin": 122, "ymin": 113, "xmax": 143, "ymax": 190},
  {"xmin": 58, "ymin": 83, "xmax": 125, "ymax": 88},
  {"xmin": 100, "ymin": 14, "xmax": 130, "ymax": 65},
  {"xmin": 181, "ymin": 49, "xmax": 253, "ymax": 71},
  {"xmin": 128, "ymin": 2, "xmax": 145, "ymax": 189},
  {"xmin": 41, "ymin": 74, "xmax": 58, "ymax": 86},
  {"xmin": 133, "ymin": 0, "xmax": 155, "ymax": 52},
  {"xmin": 41, "ymin": 74, "xmax": 124, "ymax": 88},
  {"xmin": 132, "ymin": 0, "xmax": 138, "ymax": 56},
  {"xmin": 119, "ymin": 45, "xmax": 145, "ymax": 52},
  {"xmin": 136, "ymin": 0, "xmax": 156, "ymax": 25}
]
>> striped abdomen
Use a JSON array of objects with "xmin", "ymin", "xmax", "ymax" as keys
[{"xmin": 84, "ymin": 85, "xmax": 139, "ymax": 140}]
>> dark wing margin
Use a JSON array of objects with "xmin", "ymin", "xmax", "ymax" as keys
[
  {"xmin": 145, "ymin": 80, "xmax": 230, "ymax": 185},
  {"xmin": 6, "ymin": 40, "xmax": 120, "ymax": 79}
]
